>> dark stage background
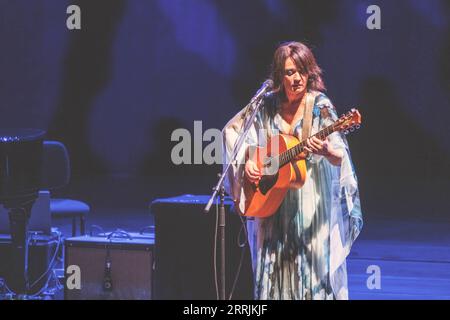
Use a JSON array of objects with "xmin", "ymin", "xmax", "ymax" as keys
[{"xmin": 1, "ymin": 0, "xmax": 449, "ymax": 224}]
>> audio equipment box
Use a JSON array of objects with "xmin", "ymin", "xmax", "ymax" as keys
[
  {"xmin": 64, "ymin": 232, "xmax": 154, "ymax": 300},
  {"xmin": 0, "ymin": 232, "xmax": 59, "ymax": 295},
  {"xmin": 150, "ymin": 194, "xmax": 254, "ymax": 300}
]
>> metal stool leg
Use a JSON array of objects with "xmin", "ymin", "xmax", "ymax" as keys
[
  {"xmin": 80, "ymin": 215, "xmax": 86, "ymax": 235},
  {"xmin": 71, "ymin": 216, "xmax": 77, "ymax": 236}
]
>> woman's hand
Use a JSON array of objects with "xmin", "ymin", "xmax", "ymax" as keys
[
  {"xmin": 245, "ymin": 159, "xmax": 261, "ymax": 183},
  {"xmin": 304, "ymin": 136, "xmax": 331, "ymax": 156},
  {"xmin": 304, "ymin": 136, "xmax": 343, "ymax": 166}
]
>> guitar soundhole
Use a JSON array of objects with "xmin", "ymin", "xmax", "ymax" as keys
[{"xmin": 258, "ymin": 172, "xmax": 278, "ymax": 195}]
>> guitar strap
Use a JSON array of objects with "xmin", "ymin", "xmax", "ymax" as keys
[{"xmin": 301, "ymin": 92, "xmax": 315, "ymax": 140}]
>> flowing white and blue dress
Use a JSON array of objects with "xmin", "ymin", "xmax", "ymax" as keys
[{"xmin": 222, "ymin": 91, "xmax": 363, "ymax": 300}]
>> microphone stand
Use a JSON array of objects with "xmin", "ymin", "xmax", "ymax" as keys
[{"xmin": 204, "ymin": 93, "xmax": 267, "ymax": 300}]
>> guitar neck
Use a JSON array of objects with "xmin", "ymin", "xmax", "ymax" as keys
[{"xmin": 278, "ymin": 122, "xmax": 338, "ymax": 167}]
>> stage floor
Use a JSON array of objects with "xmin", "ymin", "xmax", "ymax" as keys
[
  {"xmin": 49, "ymin": 175, "xmax": 450, "ymax": 300},
  {"xmin": 52, "ymin": 214, "xmax": 450, "ymax": 300},
  {"xmin": 347, "ymin": 218, "xmax": 450, "ymax": 300}
]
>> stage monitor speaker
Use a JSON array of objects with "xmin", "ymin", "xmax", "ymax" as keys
[
  {"xmin": 150, "ymin": 194, "xmax": 254, "ymax": 300},
  {"xmin": 64, "ymin": 234, "xmax": 154, "ymax": 300}
]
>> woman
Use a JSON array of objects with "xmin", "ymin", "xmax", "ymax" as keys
[{"xmin": 222, "ymin": 41, "xmax": 363, "ymax": 300}]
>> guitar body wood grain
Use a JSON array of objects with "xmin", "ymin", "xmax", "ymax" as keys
[{"xmin": 243, "ymin": 134, "xmax": 307, "ymax": 218}]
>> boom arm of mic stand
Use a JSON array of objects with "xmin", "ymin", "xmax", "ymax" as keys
[{"xmin": 204, "ymin": 96, "xmax": 265, "ymax": 214}]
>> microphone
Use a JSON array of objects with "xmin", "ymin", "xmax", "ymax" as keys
[
  {"xmin": 240, "ymin": 79, "xmax": 274, "ymax": 121},
  {"xmin": 103, "ymin": 246, "xmax": 113, "ymax": 292},
  {"xmin": 250, "ymin": 79, "xmax": 273, "ymax": 104}
]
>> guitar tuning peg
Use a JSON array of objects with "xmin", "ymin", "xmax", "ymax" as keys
[
  {"xmin": 350, "ymin": 127, "xmax": 355, "ymax": 132},
  {"xmin": 356, "ymin": 124, "xmax": 361, "ymax": 129}
]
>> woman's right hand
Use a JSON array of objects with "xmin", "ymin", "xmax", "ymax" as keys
[{"xmin": 245, "ymin": 159, "xmax": 261, "ymax": 183}]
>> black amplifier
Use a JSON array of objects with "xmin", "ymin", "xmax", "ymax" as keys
[{"xmin": 150, "ymin": 194, "xmax": 254, "ymax": 300}]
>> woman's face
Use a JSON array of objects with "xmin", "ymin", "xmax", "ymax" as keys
[{"xmin": 283, "ymin": 57, "xmax": 308, "ymax": 102}]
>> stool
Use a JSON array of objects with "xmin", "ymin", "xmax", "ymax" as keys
[
  {"xmin": 51, "ymin": 199, "xmax": 89, "ymax": 236},
  {"xmin": 42, "ymin": 141, "xmax": 91, "ymax": 237}
]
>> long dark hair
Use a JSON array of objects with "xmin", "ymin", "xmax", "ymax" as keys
[{"xmin": 270, "ymin": 41, "xmax": 326, "ymax": 101}]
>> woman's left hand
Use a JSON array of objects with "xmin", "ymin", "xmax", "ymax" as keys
[
  {"xmin": 304, "ymin": 136, "xmax": 332, "ymax": 156},
  {"xmin": 304, "ymin": 136, "xmax": 343, "ymax": 166}
]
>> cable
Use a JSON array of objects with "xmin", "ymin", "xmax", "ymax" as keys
[
  {"xmin": 228, "ymin": 212, "xmax": 249, "ymax": 300},
  {"xmin": 0, "ymin": 230, "xmax": 63, "ymax": 299},
  {"xmin": 29, "ymin": 230, "xmax": 62, "ymax": 290},
  {"xmin": 139, "ymin": 225, "xmax": 154, "ymax": 235},
  {"xmin": 89, "ymin": 225, "xmax": 105, "ymax": 237},
  {"xmin": 237, "ymin": 213, "xmax": 249, "ymax": 248},
  {"xmin": 213, "ymin": 199, "xmax": 250, "ymax": 300},
  {"xmin": 107, "ymin": 229, "xmax": 132, "ymax": 240},
  {"xmin": 0, "ymin": 278, "xmax": 13, "ymax": 294},
  {"xmin": 102, "ymin": 238, "xmax": 113, "ymax": 292},
  {"xmin": 29, "ymin": 268, "xmax": 63, "ymax": 298},
  {"xmin": 212, "ymin": 197, "xmax": 251, "ymax": 300},
  {"xmin": 213, "ymin": 198, "xmax": 219, "ymax": 300}
]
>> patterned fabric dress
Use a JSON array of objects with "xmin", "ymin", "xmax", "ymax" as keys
[{"xmin": 222, "ymin": 91, "xmax": 363, "ymax": 300}]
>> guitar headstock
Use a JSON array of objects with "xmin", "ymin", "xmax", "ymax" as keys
[{"xmin": 335, "ymin": 108, "xmax": 362, "ymax": 135}]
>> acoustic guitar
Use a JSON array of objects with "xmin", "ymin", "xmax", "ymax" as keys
[{"xmin": 242, "ymin": 108, "xmax": 362, "ymax": 218}]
